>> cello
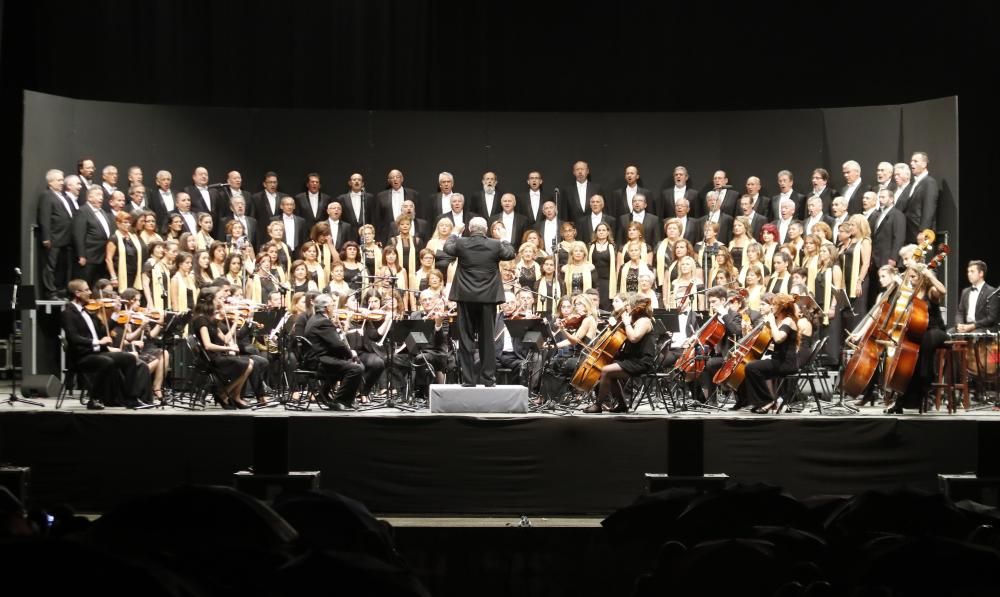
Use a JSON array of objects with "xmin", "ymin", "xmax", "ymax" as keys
[
  {"xmin": 673, "ymin": 289, "xmax": 746, "ymax": 382},
  {"xmin": 712, "ymin": 316, "xmax": 773, "ymax": 391},
  {"xmin": 570, "ymin": 305, "xmax": 639, "ymax": 393},
  {"xmin": 881, "ymin": 245, "xmax": 949, "ymax": 394}
]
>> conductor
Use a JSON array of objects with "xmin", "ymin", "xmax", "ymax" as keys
[{"xmin": 444, "ymin": 216, "xmax": 516, "ymax": 387}]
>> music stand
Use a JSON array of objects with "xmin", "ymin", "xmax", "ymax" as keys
[
  {"xmin": 382, "ymin": 319, "xmax": 436, "ymax": 410},
  {"xmin": 833, "ymin": 288, "xmax": 854, "ymax": 316},
  {"xmin": 651, "ymin": 310, "xmax": 681, "ymax": 339},
  {"xmin": 0, "ymin": 283, "xmax": 41, "ymax": 407}
]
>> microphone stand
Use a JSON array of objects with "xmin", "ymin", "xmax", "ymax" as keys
[{"xmin": 6, "ymin": 268, "xmax": 43, "ymax": 407}]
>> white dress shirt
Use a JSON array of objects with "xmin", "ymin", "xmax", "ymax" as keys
[
  {"xmin": 391, "ymin": 188, "xmax": 404, "ymax": 220},
  {"xmin": 501, "ymin": 211, "xmax": 514, "ymax": 243},
  {"xmin": 265, "ymin": 191, "xmax": 278, "ymax": 215},
  {"xmin": 967, "ymin": 283, "xmax": 984, "ymax": 324},
  {"xmin": 590, "ymin": 212, "xmax": 604, "ymax": 232},
  {"xmin": 576, "ymin": 181, "xmax": 588, "ymax": 211},
  {"xmin": 542, "ymin": 218, "xmax": 558, "ymax": 251},
  {"xmin": 283, "ymin": 213, "xmax": 297, "ymax": 249},
  {"xmin": 674, "ymin": 186, "xmax": 687, "ymax": 201},
  {"xmin": 197, "ymin": 186, "xmax": 211, "ymax": 210},
  {"xmin": 72, "ymin": 302, "xmax": 101, "ymax": 351},
  {"xmin": 307, "ymin": 191, "xmax": 320, "ymax": 218},
  {"xmin": 778, "ymin": 217, "xmax": 792, "ymax": 243},
  {"xmin": 179, "ymin": 210, "xmax": 197, "ymax": 234},
  {"xmin": 529, "ymin": 190, "xmax": 541, "ymax": 217},
  {"xmin": 327, "ymin": 218, "xmax": 340, "ymax": 247},
  {"xmin": 484, "ymin": 189, "xmax": 497, "ymax": 217},
  {"xmin": 159, "ymin": 189, "xmax": 175, "ymax": 212},
  {"xmin": 350, "ymin": 192, "xmax": 363, "ymax": 222},
  {"xmin": 93, "ymin": 206, "xmax": 110, "ymax": 238},
  {"xmin": 439, "ymin": 192, "xmax": 453, "ymax": 217}
]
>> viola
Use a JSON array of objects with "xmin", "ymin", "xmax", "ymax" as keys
[
  {"xmin": 556, "ymin": 314, "xmax": 584, "ymax": 330},
  {"xmin": 84, "ymin": 298, "xmax": 118, "ymax": 311}
]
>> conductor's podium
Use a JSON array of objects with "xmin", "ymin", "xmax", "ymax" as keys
[{"xmin": 429, "ymin": 384, "xmax": 529, "ymax": 413}]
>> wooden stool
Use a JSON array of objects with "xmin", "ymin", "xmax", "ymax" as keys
[{"xmin": 932, "ymin": 340, "xmax": 969, "ymax": 413}]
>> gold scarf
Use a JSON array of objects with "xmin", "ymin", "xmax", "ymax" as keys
[
  {"xmin": 805, "ymin": 255, "xmax": 819, "ymax": 295},
  {"xmin": 173, "ymin": 273, "xmax": 197, "ymax": 311},
  {"xmin": 847, "ymin": 241, "xmax": 863, "ymax": 298},
  {"xmin": 196, "ymin": 231, "xmax": 212, "ymax": 252},
  {"xmin": 247, "ymin": 275, "xmax": 263, "ymax": 304},
  {"xmin": 821, "ymin": 267, "xmax": 833, "ymax": 325},
  {"xmin": 618, "ymin": 262, "xmax": 651, "ymax": 294},
  {"xmin": 655, "ymin": 239, "xmax": 671, "ymax": 288},
  {"xmin": 151, "ymin": 262, "xmax": 169, "ymax": 310},
  {"xmin": 536, "ymin": 277, "xmax": 561, "ymax": 315},
  {"xmin": 115, "ymin": 231, "xmax": 143, "ymax": 292},
  {"xmin": 209, "ymin": 262, "xmax": 225, "ymax": 280}
]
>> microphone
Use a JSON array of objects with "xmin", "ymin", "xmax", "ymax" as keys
[
  {"xmin": 553, "ymin": 187, "xmax": 560, "ymax": 200},
  {"xmin": 207, "ymin": 182, "xmax": 230, "ymax": 188},
  {"xmin": 14, "ymin": 267, "xmax": 21, "ymax": 276}
]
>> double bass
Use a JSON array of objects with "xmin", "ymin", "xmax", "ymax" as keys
[{"xmin": 881, "ymin": 245, "xmax": 949, "ymax": 394}]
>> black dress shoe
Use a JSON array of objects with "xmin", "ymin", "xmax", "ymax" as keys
[
  {"xmin": 329, "ymin": 401, "xmax": 347, "ymax": 411},
  {"xmin": 582, "ymin": 402, "xmax": 603, "ymax": 413},
  {"xmin": 86, "ymin": 399, "xmax": 105, "ymax": 410},
  {"xmin": 461, "ymin": 382, "xmax": 476, "ymax": 388},
  {"xmin": 484, "ymin": 381, "xmax": 496, "ymax": 388}
]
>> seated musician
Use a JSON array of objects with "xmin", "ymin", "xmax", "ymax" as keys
[
  {"xmin": 703, "ymin": 288, "xmax": 762, "ymax": 409},
  {"xmin": 190, "ymin": 287, "xmax": 254, "ymax": 409},
  {"xmin": 407, "ymin": 289, "xmax": 455, "ymax": 393},
  {"xmin": 111, "ymin": 288, "xmax": 169, "ymax": 404},
  {"xmin": 953, "ymin": 260, "xmax": 998, "ymax": 333},
  {"xmin": 303, "ymin": 294, "xmax": 365, "ymax": 410},
  {"xmin": 541, "ymin": 294, "xmax": 599, "ymax": 403},
  {"xmin": 584, "ymin": 294, "xmax": 656, "ymax": 413},
  {"xmin": 886, "ymin": 255, "xmax": 947, "ymax": 413},
  {"xmin": 493, "ymin": 289, "xmax": 533, "ymax": 385},
  {"xmin": 213, "ymin": 278, "xmax": 271, "ymax": 406},
  {"xmin": 743, "ymin": 293, "xmax": 799, "ymax": 414},
  {"xmin": 62, "ymin": 279, "xmax": 154, "ymax": 409},
  {"xmin": 341, "ymin": 292, "xmax": 390, "ymax": 403}
]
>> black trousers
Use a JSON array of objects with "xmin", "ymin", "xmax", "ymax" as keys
[
  {"xmin": 41, "ymin": 243, "xmax": 71, "ymax": 297},
  {"xmin": 457, "ymin": 301, "xmax": 498, "ymax": 385},
  {"xmin": 77, "ymin": 350, "xmax": 152, "ymax": 405},
  {"xmin": 317, "ymin": 355, "xmax": 364, "ymax": 404},
  {"xmin": 356, "ymin": 351, "xmax": 385, "ymax": 395}
]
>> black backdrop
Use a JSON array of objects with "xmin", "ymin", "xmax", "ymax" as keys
[{"xmin": 19, "ymin": 91, "xmax": 960, "ymax": 304}]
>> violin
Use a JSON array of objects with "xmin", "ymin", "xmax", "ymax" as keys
[
  {"xmin": 110, "ymin": 310, "xmax": 153, "ymax": 326},
  {"xmin": 84, "ymin": 298, "xmax": 118, "ymax": 311},
  {"xmin": 555, "ymin": 313, "xmax": 584, "ymax": 330}
]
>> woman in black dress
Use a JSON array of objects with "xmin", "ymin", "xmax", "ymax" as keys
[
  {"xmin": 583, "ymin": 295, "xmax": 656, "ymax": 413},
  {"xmin": 588, "ymin": 222, "xmax": 615, "ymax": 310},
  {"xmin": 743, "ymin": 293, "xmax": 799, "ymax": 413},
  {"xmin": 190, "ymin": 287, "xmax": 253, "ymax": 409},
  {"xmin": 105, "ymin": 211, "xmax": 143, "ymax": 294}
]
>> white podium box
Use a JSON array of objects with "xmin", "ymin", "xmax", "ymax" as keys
[{"xmin": 429, "ymin": 384, "xmax": 529, "ymax": 413}]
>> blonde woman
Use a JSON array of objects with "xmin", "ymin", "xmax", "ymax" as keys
[
  {"xmin": 618, "ymin": 240, "xmax": 654, "ymax": 294},
  {"xmin": 660, "ymin": 239, "xmax": 695, "ymax": 307},
  {"xmin": 326, "ymin": 263, "xmax": 351, "ymax": 298},
  {"xmin": 637, "ymin": 272, "xmax": 659, "ymax": 308},
  {"xmin": 667, "ymin": 256, "xmax": 702, "ymax": 311},
  {"xmin": 815, "ymin": 242, "xmax": 845, "ymax": 364},
  {"xmin": 728, "ymin": 216, "xmax": 753, "ymax": 270},
  {"xmin": 386, "ymin": 214, "xmax": 423, "ymax": 293},
  {"xmin": 839, "ymin": 215, "xmax": 872, "ymax": 329},
  {"xmin": 299, "ymin": 240, "xmax": 329, "ymax": 290},
  {"xmin": 414, "ymin": 249, "xmax": 437, "ymax": 292},
  {"xmin": 521, "ymin": 229, "xmax": 548, "ymax": 258},
  {"xmin": 514, "ymin": 241, "xmax": 542, "ymax": 289},
  {"xmin": 535, "ymin": 255, "xmax": 562, "ymax": 316},
  {"xmin": 800, "ymin": 234, "xmax": 822, "ymax": 294},
  {"xmin": 266, "ymin": 220, "xmax": 293, "ymax": 276},
  {"xmin": 563, "ymin": 241, "xmax": 595, "ymax": 295},
  {"xmin": 194, "ymin": 212, "xmax": 215, "ymax": 252},
  {"xmin": 358, "ymin": 224, "xmax": 382, "ymax": 277},
  {"xmin": 617, "ymin": 222, "xmax": 652, "ymax": 268},
  {"xmin": 738, "ymin": 243, "xmax": 770, "ymax": 285},
  {"xmin": 743, "ymin": 263, "xmax": 766, "ymax": 311},
  {"xmin": 707, "ymin": 245, "xmax": 738, "ymax": 289}
]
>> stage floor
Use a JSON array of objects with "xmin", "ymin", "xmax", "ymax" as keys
[{"xmin": 2, "ymin": 385, "xmax": 1000, "ymax": 515}]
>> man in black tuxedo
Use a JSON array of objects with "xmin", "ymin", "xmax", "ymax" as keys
[
  {"xmin": 902, "ymin": 151, "xmax": 939, "ymax": 243},
  {"xmin": 532, "ymin": 201, "xmax": 563, "ymax": 252},
  {"xmin": 171, "ymin": 192, "xmax": 200, "ymax": 236},
  {"xmin": 125, "ymin": 184, "xmax": 150, "ymax": 217},
  {"xmin": 62, "ymin": 278, "xmax": 153, "ymax": 409},
  {"xmin": 376, "ymin": 169, "xmax": 420, "ymax": 243},
  {"xmin": 99, "ymin": 164, "xmax": 119, "ymax": 209},
  {"xmin": 489, "ymin": 193, "xmax": 528, "ymax": 246},
  {"xmin": 829, "ymin": 197, "xmax": 850, "ymax": 243},
  {"xmin": 700, "ymin": 191, "xmax": 733, "ymax": 244},
  {"xmin": 874, "ymin": 161, "xmax": 897, "ymax": 194},
  {"xmin": 77, "ymin": 158, "xmax": 96, "ymax": 191},
  {"xmin": 802, "ymin": 196, "xmax": 835, "ymax": 237},
  {"xmin": 443, "ymin": 217, "xmax": 516, "ymax": 387},
  {"xmin": 323, "ymin": 201, "xmax": 356, "ymax": 252},
  {"xmin": 185, "ymin": 166, "xmax": 223, "ymax": 224},
  {"xmin": 336, "ymin": 172, "xmax": 375, "ymax": 233},
  {"xmin": 739, "ymin": 194, "xmax": 767, "ymax": 241},
  {"xmin": 744, "ymin": 176, "xmax": 770, "ymax": 219},
  {"xmin": 304, "ymin": 293, "xmax": 365, "ymax": 410},
  {"xmin": 295, "ymin": 173, "xmax": 332, "ymax": 229},
  {"xmin": 125, "ymin": 166, "xmax": 151, "ymax": 208},
  {"xmin": 517, "ymin": 170, "xmax": 547, "ymax": 226},
  {"xmin": 954, "ymin": 260, "xmax": 999, "ymax": 333},
  {"xmin": 840, "ymin": 160, "xmax": 867, "ymax": 215},
  {"xmin": 673, "ymin": 197, "xmax": 699, "ymax": 245},
  {"xmin": 38, "ymin": 169, "xmax": 76, "ymax": 299},
  {"xmin": 869, "ymin": 189, "xmax": 906, "ymax": 282},
  {"xmin": 575, "ymin": 194, "xmax": 615, "ymax": 244},
  {"xmin": 426, "ymin": 172, "xmax": 460, "ymax": 226},
  {"xmin": 609, "ymin": 165, "xmax": 653, "ymax": 220},
  {"xmin": 771, "ymin": 170, "xmax": 806, "ymax": 222},
  {"xmin": 148, "ymin": 170, "xmax": 176, "ymax": 227},
  {"xmin": 274, "ymin": 195, "xmax": 308, "ymax": 252},
  {"xmin": 891, "ymin": 163, "xmax": 914, "ymax": 217},
  {"xmin": 563, "ymin": 161, "xmax": 602, "ymax": 223},
  {"xmin": 215, "ymin": 170, "xmax": 249, "ymax": 227},
  {"xmin": 72, "ymin": 186, "xmax": 113, "ymax": 287},
  {"xmin": 469, "ymin": 171, "xmax": 503, "ymax": 221},
  {"xmin": 221, "ymin": 195, "xmax": 258, "ymax": 248},
  {"xmin": 806, "ymin": 168, "xmax": 835, "ymax": 217},
  {"xmin": 663, "ymin": 165, "xmax": 701, "ymax": 220},
  {"xmin": 616, "ymin": 193, "xmax": 661, "ymax": 246},
  {"xmin": 441, "ymin": 193, "xmax": 478, "ymax": 237},
  {"xmin": 251, "ymin": 171, "xmax": 288, "ymax": 223},
  {"xmin": 772, "ymin": 198, "xmax": 799, "ymax": 245},
  {"xmin": 707, "ymin": 170, "xmax": 740, "ymax": 217}
]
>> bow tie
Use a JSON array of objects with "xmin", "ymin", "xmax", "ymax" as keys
[{"xmin": 971, "ymin": 287, "xmax": 979, "ymax": 292}]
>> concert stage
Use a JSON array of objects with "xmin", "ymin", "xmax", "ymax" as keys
[{"xmin": 2, "ymin": 396, "xmax": 999, "ymax": 514}]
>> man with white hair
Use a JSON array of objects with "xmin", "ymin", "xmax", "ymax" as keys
[
  {"xmin": 802, "ymin": 196, "xmax": 833, "ymax": 236},
  {"xmin": 428, "ymin": 171, "xmax": 462, "ymax": 224},
  {"xmin": 773, "ymin": 197, "xmax": 798, "ymax": 244},
  {"xmin": 892, "ymin": 163, "xmax": 914, "ymax": 216},
  {"xmin": 770, "ymin": 170, "xmax": 805, "ymax": 221},
  {"xmin": 874, "ymin": 161, "xmax": 896, "ymax": 193},
  {"xmin": 840, "ymin": 160, "xmax": 866, "ymax": 215},
  {"xmin": 303, "ymin": 293, "xmax": 365, "ymax": 410},
  {"xmin": 443, "ymin": 217, "xmax": 516, "ymax": 387},
  {"xmin": 100, "ymin": 164, "xmax": 119, "ymax": 208},
  {"xmin": 38, "ymin": 169, "xmax": 74, "ymax": 298}
]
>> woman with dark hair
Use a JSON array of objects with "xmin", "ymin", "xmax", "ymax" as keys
[
  {"xmin": 208, "ymin": 241, "xmax": 228, "ymax": 280},
  {"xmin": 339, "ymin": 241, "xmax": 364, "ymax": 291},
  {"xmin": 164, "ymin": 213, "xmax": 185, "ymax": 241},
  {"xmin": 191, "ymin": 287, "xmax": 253, "ymax": 409},
  {"xmin": 223, "ymin": 252, "xmax": 245, "ymax": 289},
  {"xmin": 583, "ymin": 294, "xmax": 655, "ymax": 413},
  {"xmin": 588, "ymin": 222, "xmax": 615, "ymax": 310}
]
